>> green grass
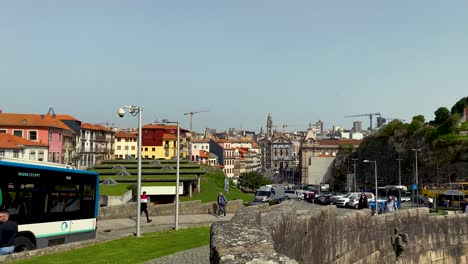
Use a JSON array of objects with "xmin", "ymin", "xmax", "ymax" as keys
[
  {"xmin": 15, "ymin": 226, "xmax": 210, "ymax": 264},
  {"xmin": 180, "ymin": 171, "xmax": 254, "ymax": 203},
  {"xmin": 99, "ymin": 183, "xmax": 182, "ymax": 196}
]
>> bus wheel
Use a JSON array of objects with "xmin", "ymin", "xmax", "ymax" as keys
[{"xmin": 14, "ymin": 236, "xmax": 35, "ymax": 252}]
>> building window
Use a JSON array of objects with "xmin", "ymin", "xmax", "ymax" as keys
[
  {"xmin": 38, "ymin": 151, "xmax": 44, "ymax": 161},
  {"xmin": 131, "ymin": 146, "xmax": 135, "ymax": 150},
  {"xmin": 165, "ymin": 149, "xmax": 169, "ymax": 157},
  {"xmin": 117, "ymin": 146, "xmax": 121, "ymax": 150},
  {"xmin": 13, "ymin": 130, "xmax": 23, "ymax": 138},
  {"xmin": 152, "ymin": 147, "xmax": 155, "ymax": 151},
  {"xmin": 308, "ymin": 157, "xmax": 311, "ymax": 166},
  {"xmin": 30, "ymin": 151, "xmax": 36, "ymax": 160},
  {"xmin": 13, "ymin": 151, "xmax": 19, "ymax": 158},
  {"xmin": 49, "ymin": 131, "xmax": 53, "ymax": 142},
  {"xmin": 28, "ymin": 131, "xmax": 38, "ymax": 141},
  {"xmin": 144, "ymin": 147, "xmax": 148, "ymax": 151},
  {"xmin": 0, "ymin": 150, "xmax": 4, "ymax": 157},
  {"xmin": 0, "ymin": 130, "xmax": 6, "ymax": 133},
  {"xmin": 194, "ymin": 146, "xmax": 197, "ymax": 149},
  {"xmin": 125, "ymin": 146, "xmax": 129, "ymax": 150}
]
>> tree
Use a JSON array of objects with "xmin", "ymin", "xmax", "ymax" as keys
[
  {"xmin": 433, "ymin": 107, "xmax": 450, "ymax": 125},
  {"xmin": 450, "ymin": 96, "xmax": 468, "ymax": 115},
  {"xmin": 239, "ymin": 171, "xmax": 272, "ymax": 191}
]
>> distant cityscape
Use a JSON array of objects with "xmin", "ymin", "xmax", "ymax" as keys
[{"xmin": 0, "ymin": 107, "xmax": 404, "ymax": 187}]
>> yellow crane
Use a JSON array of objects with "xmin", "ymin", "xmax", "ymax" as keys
[{"xmin": 184, "ymin": 110, "xmax": 209, "ymax": 137}]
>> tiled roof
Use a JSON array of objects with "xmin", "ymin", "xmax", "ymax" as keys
[
  {"xmin": 81, "ymin": 123, "xmax": 113, "ymax": 132},
  {"xmin": 115, "ymin": 131, "xmax": 138, "ymax": 138},
  {"xmin": 318, "ymin": 139, "xmax": 362, "ymax": 146},
  {"xmin": 0, "ymin": 113, "xmax": 71, "ymax": 130},
  {"xmin": 0, "ymin": 134, "xmax": 48, "ymax": 149},
  {"xmin": 53, "ymin": 114, "xmax": 80, "ymax": 121},
  {"xmin": 199, "ymin": 150, "xmax": 210, "ymax": 158},
  {"xmin": 162, "ymin": 134, "xmax": 177, "ymax": 140}
]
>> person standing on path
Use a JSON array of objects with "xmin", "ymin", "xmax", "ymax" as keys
[
  {"xmin": 140, "ymin": 191, "xmax": 152, "ymax": 223},
  {"xmin": 0, "ymin": 210, "xmax": 18, "ymax": 255},
  {"xmin": 217, "ymin": 192, "xmax": 228, "ymax": 217}
]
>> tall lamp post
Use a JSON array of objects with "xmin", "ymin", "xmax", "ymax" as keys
[
  {"xmin": 396, "ymin": 154, "xmax": 403, "ymax": 201},
  {"xmin": 352, "ymin": 158, "xmax": 358, "ymax": 192},
  {"xmin": 118, "ymin": 105, "xmax": 143, "ymax": 237},
  {"xmin": 363, "ymin": 160, "xmax": 378, "ymax": 215},
  {"xmin": 156, "ymin": 119, "xmax": 180, "ymax": 230},
  {"xmin": 412, "ymin": 148, "xmax": 420, "ymax": 207}
]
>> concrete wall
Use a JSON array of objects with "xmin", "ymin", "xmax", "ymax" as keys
[
  {"xmin": 211, "ymin": 203, "xmax": 468, "ymax": 264},
  {"xmin": 99, "ymin": 199, "xmax": 245, "ymax": 220},
  {"xmin": 99, "ymin": 190, "xmax": 133, "ymax": 206}
]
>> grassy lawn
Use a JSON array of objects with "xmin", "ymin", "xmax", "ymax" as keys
[
  {"xmin": 99, "ymin": 182, "xmax": 182, "ymax": 196},
  {"xmin": 15, "ymin": 226, "xmax": 210, "ymax": 264},
  {"xmin": 181, "ymin": 172, "xmax": 254, "ymax": 203}
]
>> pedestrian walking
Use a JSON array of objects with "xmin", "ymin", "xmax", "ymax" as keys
[
  {"xmin": 384, "ymin": 195, "xmax": 398, "ymax": 213},
  {"xmin": 0, "ymin": 210, "xmax": 18, "ymax": 255},
  {"xmin": 140, "ymin": 191, "xmax": 152, "ymax": 223},
  {"xmin": 217, "ymin": 192, "xmax": 228, "ymax": 217},
  {"xmin": 357, "ymin": 193, "xmax": 368, "ymax": 210}
]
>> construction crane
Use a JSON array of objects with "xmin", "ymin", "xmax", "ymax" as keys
[
  {"xmin": 344, "ymin": 113, "xmax": 381, "ymax": 130},
  {"xmin": 184, "ymin": 110, "xmax": 209, "ymax": 137}
]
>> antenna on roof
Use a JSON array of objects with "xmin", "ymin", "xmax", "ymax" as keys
[{"xmin": 47, "ymin": 106, "xmax": 56, "ymax": 118}]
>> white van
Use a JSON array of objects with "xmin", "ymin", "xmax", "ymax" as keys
[{"xmin": 255, "ymin": 184, "xmax": 286, "ymax": 203}]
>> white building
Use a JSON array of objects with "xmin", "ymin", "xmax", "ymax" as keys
[{"xmin": 0, "ymin": 134, "xmax": 49, "ymax": 161}]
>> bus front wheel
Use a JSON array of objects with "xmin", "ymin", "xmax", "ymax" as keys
[{"xmin": 14, "ymin": 236, "xmax": 35, "ymax": 252}]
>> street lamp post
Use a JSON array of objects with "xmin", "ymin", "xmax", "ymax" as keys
[
  {"xmin": 396, "ymin": 154, "xmax": 403, "ymax": 202},
  {"xmin": 412, "ymin": 148, "xmax": 420, "ymax": 207},
  {"xmin": 352, "ymin": 158, "xmax": 358, "ymax": 192},
  {"xmin": 156, "ymin": 119, "xmax": 180, "ymax": 230},
  {"xmin": 118, "ymin": 105, "xmax": 143, "ymax": 237},
  {"xmin": 363, "ymin": 160, "xmax": 378, "ymax": 215}
]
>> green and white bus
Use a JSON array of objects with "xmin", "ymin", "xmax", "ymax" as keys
[{"xmin": 0, "ymin": 158, "xmax": 99, "ymax": 252}]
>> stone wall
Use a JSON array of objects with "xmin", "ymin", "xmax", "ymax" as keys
[
  {"xmin": 99, "ymin": 199, "xmax": 244, "ymax": 219},
  {"xmin": 211, "ymin": 202, "xmax": 468, "ymax": 264}
]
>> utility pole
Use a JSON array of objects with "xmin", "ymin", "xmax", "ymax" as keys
[
  {"xmin": 352, "ymin": 158, "xmax": 358, "ymax": 192},
  {"xmin": 412, "ymin": 148, "xmax": 420, "ymax": 207},
  {"xmin": 396, "ymin": 154, "xmax": 403, "ymax": 201}
]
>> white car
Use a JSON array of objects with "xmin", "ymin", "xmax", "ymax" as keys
[{"xmin": 284, "ymin": 190, "xmax": 298, "ymax": 199}]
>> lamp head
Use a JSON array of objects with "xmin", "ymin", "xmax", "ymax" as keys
[
  {"xmin": 118, "ymin": 107, "xmax": 125, "ymax": 118},
  {"xmin": 363, "ymin": 160, "xmax": 370, "ymax": 163}
]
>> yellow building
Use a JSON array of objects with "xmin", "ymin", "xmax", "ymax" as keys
[{"xmin": 141, "ymin": 124, "xmax": 188, "ymax": 160}]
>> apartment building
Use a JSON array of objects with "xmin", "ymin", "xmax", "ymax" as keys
[
  {"xmin": 209, "ymin": 139, "xmax": 235, "ymax": 178},
  {"xmin": 141, "ymin": 124, "xmax": 188, "ymax": 160},
  {"xmin": 114, "ymin": 130, "xmax": 138, "ymax": 159},
  {"xmin": 78, "ymin": 123, "xmax": 115, "ymax": 168},
  {"xmin": 0, "ymin": 112, "xmax": 73, "ymax": 163},
  {"xmin": 0, "ymin": 133, "xmax": 49, "ymax": 161}
]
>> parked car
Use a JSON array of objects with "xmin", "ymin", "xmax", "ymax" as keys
[
  {"xmin": 284, "ymin": 190, "xmax": 298, "ymax": 200},
  {"xmin": 329, "ymin": 193, "xmax": 346, "ymax": 205},
  {"xmin": 317, "ymin": 194, "xmax": 333, "ymax": 205}
]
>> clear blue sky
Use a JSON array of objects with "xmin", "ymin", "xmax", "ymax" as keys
[{"xmin": 1, "ymin": 1, "xmax": 467, "ymax": 132}]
